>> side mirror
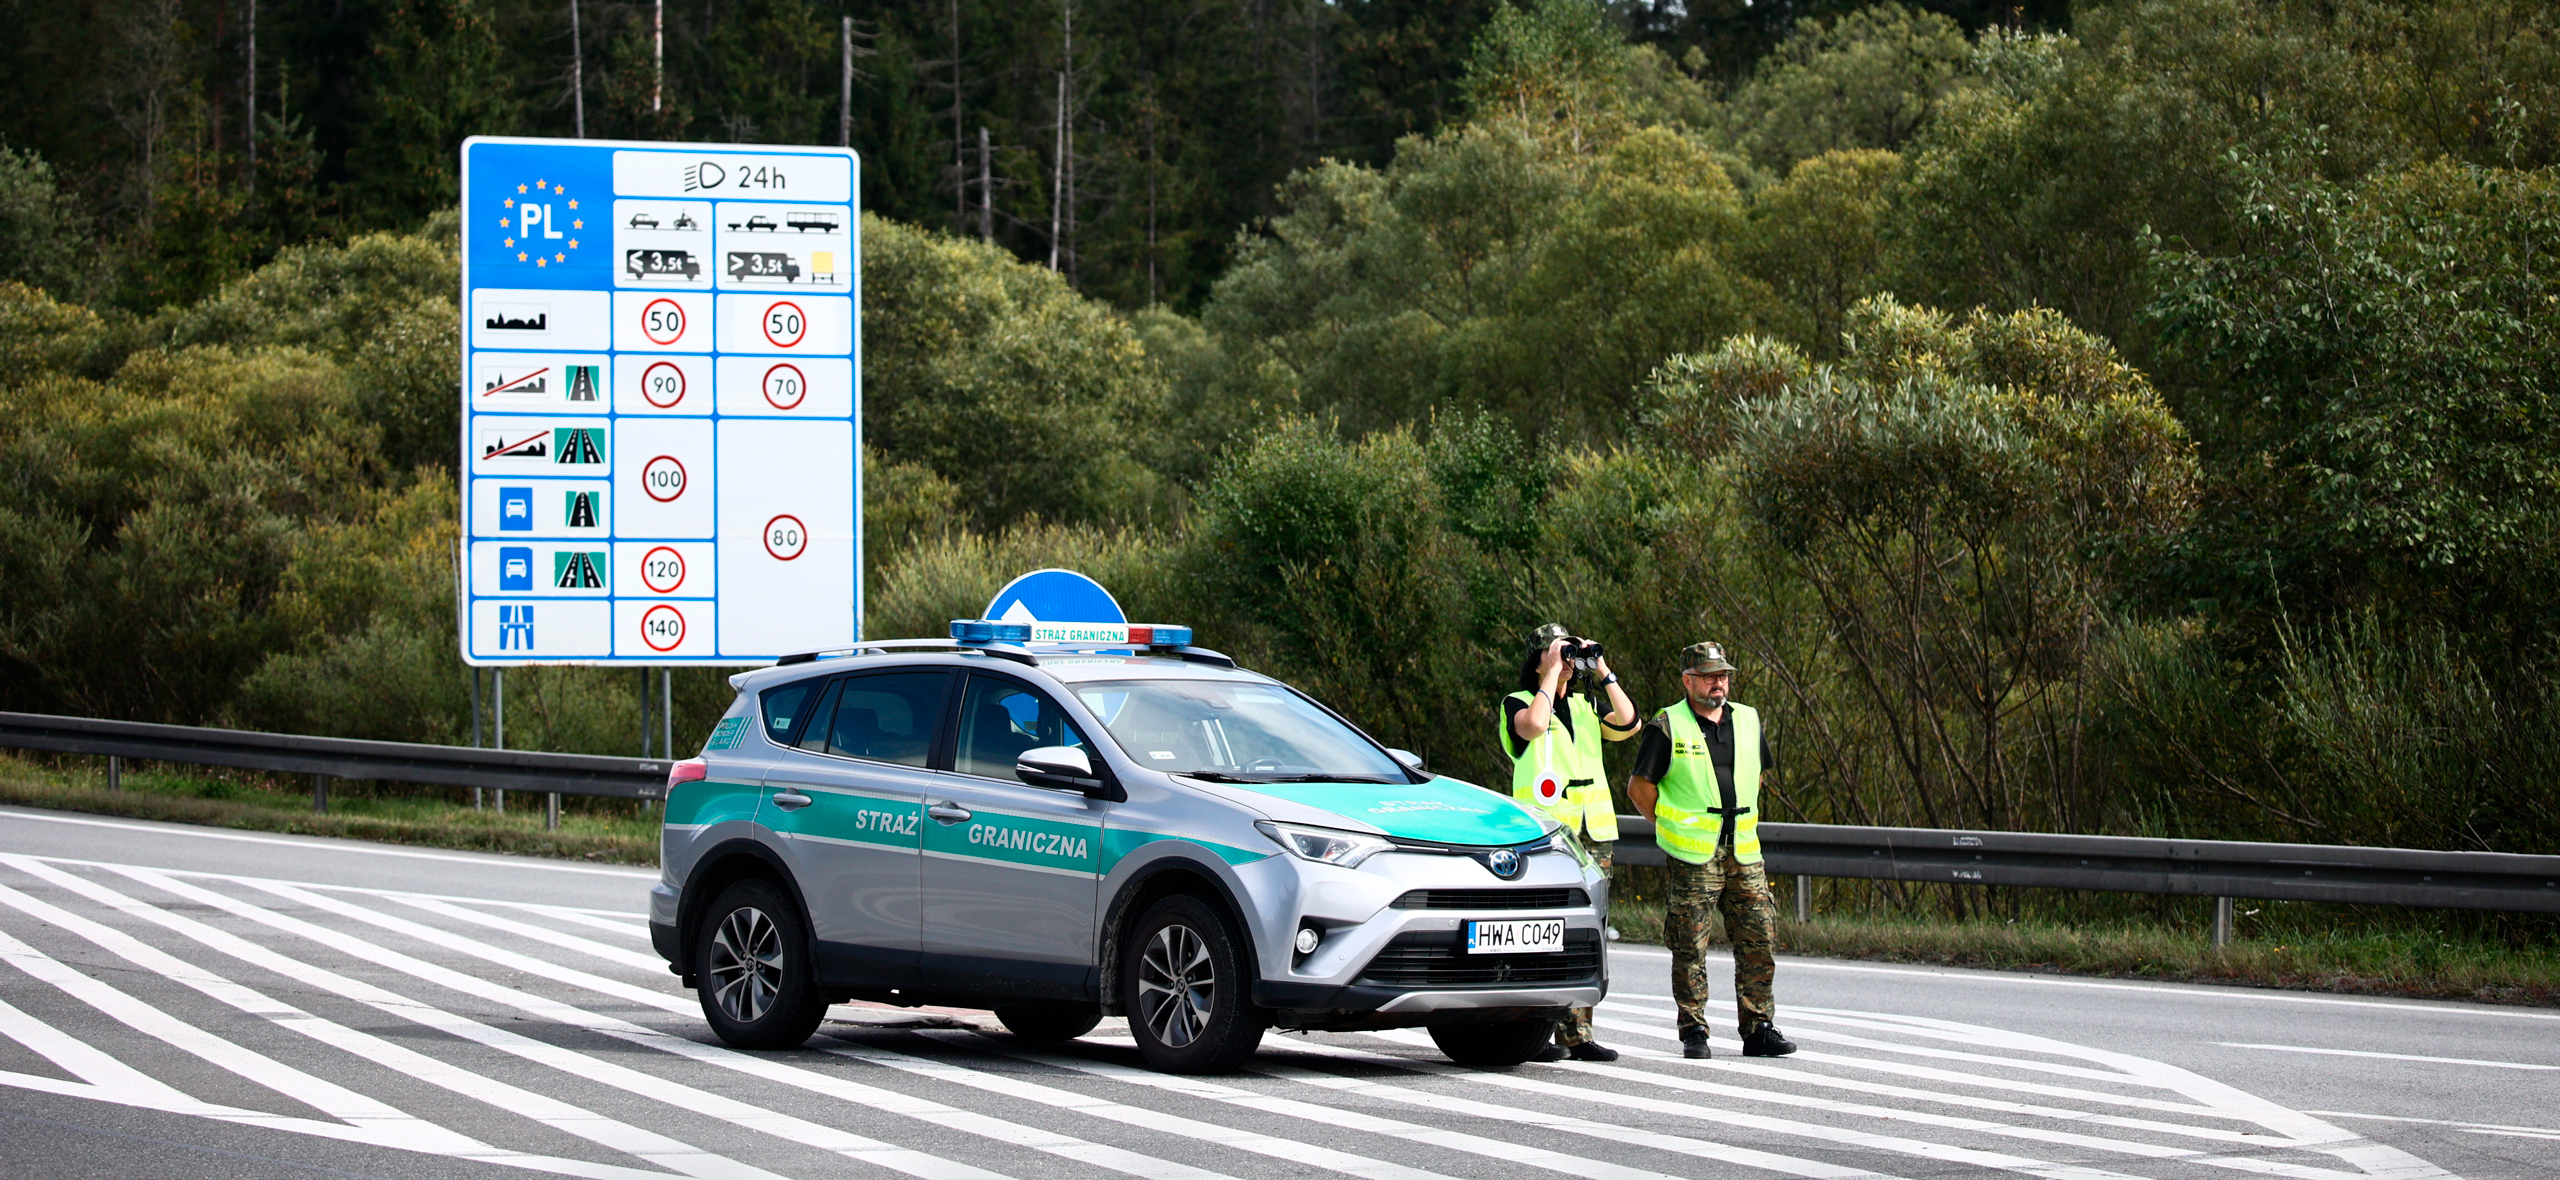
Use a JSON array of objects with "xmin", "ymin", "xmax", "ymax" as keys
[
  {"xmin": 1386, "ymin": 748, "xmax": 1427, "ymax": 776},
  {"xmin": 1017, "ymin": 746, "xmax": 1122, "ymax": 800}
]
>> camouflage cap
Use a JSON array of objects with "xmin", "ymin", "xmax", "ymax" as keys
[
  {"xmin": 1680, "ymin": 642, "xmax": 1736, "ymax": 675},
  {"xmin": 1524, "ymin": 622, "xmax": 1571, "ymax": 655}
]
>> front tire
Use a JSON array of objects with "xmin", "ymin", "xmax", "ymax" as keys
[
  {"xmin": 1122, "ymin": 894, "xmax": 1265, "ymax": 1073},
  {"xmin": 995, "ymin": 1005, "xmax": 1103, "ymax": 1042},
  {"xmin": 1430, "ymin": 1019, "xmax": 1556, "ymax": 1068},
  {"xmin": 695, "ymin": 879, "xmax": 827, "ymax": 1050}
]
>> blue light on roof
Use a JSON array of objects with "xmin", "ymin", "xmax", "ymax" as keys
[{"xmin": 950, "ymin": 619, "xmax": 1034, "ymax": 643}]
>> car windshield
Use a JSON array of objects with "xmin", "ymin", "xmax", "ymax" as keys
[{"xmin": 1070, "ymin": 679, "xmax": 1408, "ymax": 783}]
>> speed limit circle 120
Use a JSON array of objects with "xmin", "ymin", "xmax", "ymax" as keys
[
  {"xmin": 640, "ymin": 604, "xmax": 687, "ymax": 652},
  {"xmin": 641, "ymin": 455, "xmax": 688, "ymax": 502},
  {"xmin": 763, "ymin": 514, "xmax": 808, "ymax": 561},
  {"xmin": 761, "ymin": 363, "xmax": 807, "ymax": 410},
  {"xmin": 640, "ymin": 546, "xmax": 686, "ymax": 594},
  {"xmin": 761, "ymin": 300, "xmax": 808, "ymax": 348},
  {"xmin": 641, "ymin": 361, "xmax": 686, "ymax": 408},
  {"xmin": 641, "ymin": 298, "xmax": 687, "ymax": 345}
]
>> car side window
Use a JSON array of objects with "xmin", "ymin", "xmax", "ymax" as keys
[
  {"xmin": 955, "ymin": 676, "xmax": 1090, "ymax": 784},
  {"xmin": 759, "ymin": 678, "xmax": 821, "ymax": 744},
  {"xmin": 799, "ymin": 671, "xmax": 950, "ymax": 766}
]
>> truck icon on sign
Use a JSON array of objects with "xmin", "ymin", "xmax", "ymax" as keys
[
  {"xmin": 727, "ymin": 251, "xmax": 801, "ymax": 282},
  {"xmin": 626, "ymin": 249, "xmax": 703, "ymax": 280}
]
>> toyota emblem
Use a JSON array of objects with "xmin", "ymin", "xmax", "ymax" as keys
[{"xmin": 1487, "ymin": 848, "xmax": 1521, "ymax": 878}]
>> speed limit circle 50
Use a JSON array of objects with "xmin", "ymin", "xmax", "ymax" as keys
[
  {"xmin": 763, "ymin": 514, "xmax": 808, "ymax": 561},
  {"xmin": 641, "ymin": 298, "xmax": 687, "ymax": 345},
  {"xmin": 761, "ymin": 300, "xmax": 808, "ymax": 348},
  {"xmin": 641, "ymin": 455, "xmax": 688, "ymax": 502}
]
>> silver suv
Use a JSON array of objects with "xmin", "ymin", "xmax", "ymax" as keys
[{"xmin": 649, "ymin": 630, "xmax": 1609, "ymax": 1073}]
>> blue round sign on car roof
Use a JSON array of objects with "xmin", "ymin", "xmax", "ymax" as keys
[{"xmin": 985, "ymin": 569, "xmax": 1126, "ymax": 628}]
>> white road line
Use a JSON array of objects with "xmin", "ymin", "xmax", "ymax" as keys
[
  {"xmin": 1599, "ymin": 1000, "xmax": 2183, "ymax": 1088},
  {"xmin": 828, "ymin": 1036, "xmax": 1473, "ymax": 1180},
  {"xmin": 1601, "ymin": 955, "xmax": 2560, "ymax": 1022},
  {"xmin": 0, "ymin": 809, "xmax": 656, "ymax": 879},
  {"xmin": 953, "ymin": 1033, "xmax": 1910, "ymax": 1180},
  {"xmin": 2307, "ymin": 1110, "xmax": 2560, "ymax": 1137},
  {"xmin": 2216, "ymin": 1044, "xmax": 2560, "ymax": 1071},
  {"xmin": 73, "ymin": 862, "xmax": 1009, "ymax": 1180},
  {"xmin": 381, "ymin": 892, "xmax": 667, "ymax": 972},
  {"xmin": 0, "ymin": 863, "xmax": 795, "ymax": 1180},
  {"xmin": 82, "ymin": 860, "xmax": 1246, "ymax": 1180}
]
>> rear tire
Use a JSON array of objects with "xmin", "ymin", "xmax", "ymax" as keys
[
  {"xmin": 1121, "ymin": 894, "xmax": 1265, "ymax": 1074},
  {"xmin": 995, "ymin": 1005, "xmax": 1103, "ymax": 1042},
  {"xmin": 695, "ymin": 878, "xmax": 827, "ymax": 1050},
  {"xmin": 1430, "ymin": 1019, "xmax": 1557, "ymax": 1068}
]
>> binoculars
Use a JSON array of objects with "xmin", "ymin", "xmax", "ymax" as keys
[{"xmin": 1562, "ymin": 638, "xmax": 1605, "ymax": 670}]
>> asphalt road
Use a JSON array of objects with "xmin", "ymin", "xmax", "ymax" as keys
[{"xmin": 0, "ymin": 803, "xmax": 2550, "ymax": 1180}]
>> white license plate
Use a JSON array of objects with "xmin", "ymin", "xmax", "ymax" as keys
[{"xmin": 1464, "ymin": 918, "xmax": 1567, "ymax": 954}]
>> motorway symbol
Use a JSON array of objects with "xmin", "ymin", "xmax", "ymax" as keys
[
  {"xmin": 641, "ymin": 361, "xmax": 686, "ymax": 408},
  {"xmin": 641, "ymin": 545, "xmax": 686, "ymax": 593},
  {"xmin": 763, "ymin": 514, "xmax": 807, "ymax": 561},
  {"xmin": 552, "ymin": 428, "xmax": 605, "ymax": 465},
  {"xmin": 640, "ymin": 298, "xmax": 686, "ymax": 345},
  {"xmin": 552, "ymin": 550, "xmax": 607, "ymax": 589},
  {"xmin": 641, "ymin": 455, "xmax": 687, "ymax": 502},
  {"xmin": 761, "ymin": 363, "xmax": 805, "ymax": 409},
  {"xmin": 566, "ymin": 364, "xmax": 600, "ymax": 402},
  {"xmin": 564, "ymin": 489, "xmax": 600, "ymax": 528},
  {"xmin": 497, "ymin": 603, "xmax": 535, "ymax": 648},
  {"xmin": 640, "ymin": 603, "xmax": 686, "ymax": 651},
  {"xmin": 762, "ymin": 300, "xmax": 807, "ymax": 348}
]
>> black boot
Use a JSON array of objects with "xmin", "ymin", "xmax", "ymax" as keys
[
  {"xmin": 1742, "ymin": 1023, "xmax": 1797, "ymax": 1058},
  {"xmin": 1680, "ymin": 1027, "xmax": 1711, "ymax": 1059},
  {"xmin": 1567, "ymin": 1041, "xmax": 1619, "ymax": 1062},
  {"xmin": 1533, "ymin": 1043, "xmax": 1566, "ymax": 1062}
]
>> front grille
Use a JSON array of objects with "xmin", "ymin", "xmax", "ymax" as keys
[
  {"xmin": 1356, "ymin": 929, "xmax": 1603, "ymax": 987},
  {"xmin": 1390, "ymin": 888, "xmax": 1590, "ymax": 910}
]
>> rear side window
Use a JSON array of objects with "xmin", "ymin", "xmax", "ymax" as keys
[
  {"xmin": 800, "ymin": 671, "xmax": 951, "ymax": 766},
  {"xmin": 759, "ymin": 679, "xmax": 821, "ymax": 743}
]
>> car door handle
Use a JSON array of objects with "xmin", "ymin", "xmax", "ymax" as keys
[
  {"xmin": 927, "ymin": 801, "xmax": 972, "ymax": 824},
  {"xmin": 771, "ymin": 790, "xmax": 814, "ymax": 811}
]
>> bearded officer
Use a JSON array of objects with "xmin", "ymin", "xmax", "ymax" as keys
[
  {"xmin": 1504, "ymin": 623, "xmax": 1639, "ymax": 1062},
  {"xmin": 1627, "ymin": 642, "xmax": 1796, "ymax": 1059}
]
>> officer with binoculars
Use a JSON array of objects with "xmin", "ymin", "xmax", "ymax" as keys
[{"xmin": 1503, "ymin": 622, "xmax": 1639, "ymax": 1062}]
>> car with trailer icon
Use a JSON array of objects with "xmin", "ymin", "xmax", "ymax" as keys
[{"xmin": 650, "ymin": 620, "xmax": 1607, "ymax": 1073}]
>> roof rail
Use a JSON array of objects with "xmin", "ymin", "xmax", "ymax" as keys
[{"xmin": 774, "ymin": 639, "xmax": 1039, "ymax": 668}]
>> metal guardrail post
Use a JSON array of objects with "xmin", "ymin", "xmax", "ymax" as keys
[
  {"xmin": 546, "ymin": 792, "xmax": 561, "ymax": 832},
  {"xmin": 106, "ymin": 756, "xmax": 119, "ymax": 792},
  {"xmin": 2213, "ymin": 896, "xmax": 2233, "ymax": 948},
  {"xmin": 312, "ymin": 773, "xmax": 328, "ymax": 815},
  {"xmin": 1796, "ymin": 875, "xmax": 1811, "ymax": 923}
]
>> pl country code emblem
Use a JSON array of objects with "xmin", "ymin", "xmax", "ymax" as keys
[{"xmin": 493, "ymin": 176, "xmax": 588, "ymax": 270}]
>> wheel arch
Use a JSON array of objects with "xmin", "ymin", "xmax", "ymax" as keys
[
  {"xmin": 672, "ymin": 837, "xmax": 810, "ymax": 982},
  {"xmin": 1096, "ymin": 852, "xmax": 1260, "ymax": 1016}
]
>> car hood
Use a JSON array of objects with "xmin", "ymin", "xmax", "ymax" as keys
[{"xmin": 1225, "ymin": 776, "xmax": 1547, "ymax": 846}]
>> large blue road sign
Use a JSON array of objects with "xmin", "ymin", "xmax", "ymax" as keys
[
  {"xmin": 986, "ymin": 569, "xmax": 1128, "ymax": 634},
  {"xmin": 459, "ymin": 136, "xmax": 861, "ymax": 665}
]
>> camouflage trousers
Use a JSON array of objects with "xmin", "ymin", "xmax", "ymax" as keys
[
  {"xmin": 1666, "ymin": 848, "xmax": 1777, "ymax": 1035},
  {"xmin": 1552, "ymin": 837, "xmax": 1613, "ymax": 1047}
]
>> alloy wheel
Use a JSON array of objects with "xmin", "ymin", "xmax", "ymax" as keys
[
  {"xmin": 1136, "ymin": 922, "xmax": 1215, "ymax": 1047},
  {"xmin": 706, "ymin": 905, "xmax": 784, "ymax": 1023}
]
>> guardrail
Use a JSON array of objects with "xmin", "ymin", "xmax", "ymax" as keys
[
  {"xmin": 0, "ymin": 712, "xmax": 670, "ymax": 829},
  {"xmin": 1610, "ymin": 815, "xmax": 2560, "ymax": 939}
]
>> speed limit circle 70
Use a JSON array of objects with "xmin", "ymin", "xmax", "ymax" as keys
[
  {"xmin": 641, "ymin": 455, "xmax": 688, "ymax": 502},
  {"xmin": 641, "ymin": 298, "xmax": 687, "ymax": 345},
  {"xmin": 763, "ymin": 514, "xmax": 808, "ymax": 561},
  {"xmin": 762, "ymin": 363, "xmax": 807, "ymax": 410},
  {"xmin": 761, "ymin": 300, "xmax": 808, "ymax": 348}
]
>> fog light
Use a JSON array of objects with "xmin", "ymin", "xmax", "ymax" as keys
[{"xmin": 1295, "ymin": 926, "xmax": 1321, "ymax": 955}]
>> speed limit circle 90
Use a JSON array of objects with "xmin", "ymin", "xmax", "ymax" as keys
[
  {"xmin": 761, "ymin": 300, "xmax": 808, "ymax": 348},
  {"xmin": 640, "ymin": 604, "xmax": 687, "ymax": 652},
  {"xmin": 641, "ymin": 455, "xmax": 688, "ymax": 502},
  {"xmin": 762, "ymin": 363, "xmax": 807, "ymax": 410},
  {"xmin": 763, "ymin": 514, "xmax": 808, "ymax": 561},
  {"xmin": 641, "ymin": 361, "xmax": 686, "ymax": 408},
  {"xmin": 640, "ymin": 546, "xmax": 686, "ymax": 594},
  {"xmin": 642, "ymin": 298, "xmax": 687, "ymax": 345}
]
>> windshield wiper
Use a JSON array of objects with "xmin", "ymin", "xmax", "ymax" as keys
[{"xmin": 1178, "ymin": 771, "xmax": 1262, "ymax": 783}]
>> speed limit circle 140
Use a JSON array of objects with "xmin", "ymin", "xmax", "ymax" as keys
[
  {"xmin": 761, "ymin": 300, "xmax": 808, "ymax": 348},
  {"xmin": 641, "ymin": 361, "xmax": 686, "ymax": 408},
  {"xmin": 764, "ymin": 514, "xmax": 808, "ymax": 561},
  {"xmin": 762, "ymin": 363, "xmax": 807, "ymax": 410},
  {"xmin": 641, "ymin": 455, "xmax": 688, "ymax": 502},
  {"xmin": 641, "ymin": 298, "xmax": 687, "ymax": 345},
  {"xmin": 640, "ymin": 604, "xmax": 686, "ymax": 652}
]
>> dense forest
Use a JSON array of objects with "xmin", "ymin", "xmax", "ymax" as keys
[{"xmin": 0, "ymin": 0, "xmax": 2555, "ymax": 866}]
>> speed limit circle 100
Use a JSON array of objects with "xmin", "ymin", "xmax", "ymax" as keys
[
  {"xmin": 761, "ymin": 300, "xmax": 808, "ymax": 348},
  {"xmin": 763, "ymin": 514, "xmax": 808, "ymax": 561},
  {"xmin": 640, "ymin": 546, "xmax": 686, "ymax": 594},
  {"xmin": 641, "ymin": 455, "xmax": 688, "ymax": 503},
  {"xmin": 641, "ymin": 298, "xmax": 687, "ymax": 345},
  {"xmin": 761, "ymin": 363, "xmax": 807, "ymax": 410},
  {"xmin": 640, "ymin": 604, "xmax": 686, "ymax": 652},
  {"xmin": 641, "ymin": 361, "xmax": 686, "ymax": 408}
]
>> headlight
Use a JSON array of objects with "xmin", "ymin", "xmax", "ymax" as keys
[{"xmin": 1255, "ymin": 821, "xmax": 1395, "ymax": 869}]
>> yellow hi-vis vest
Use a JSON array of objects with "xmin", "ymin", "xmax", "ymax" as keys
[
  {"xmin": 1654, "ymin": 700, "xmax": 1761, "ymax": 865},
  {"xmin": 1501, "ymin": 691, "xmax": 1620, "ymax": 841}
]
